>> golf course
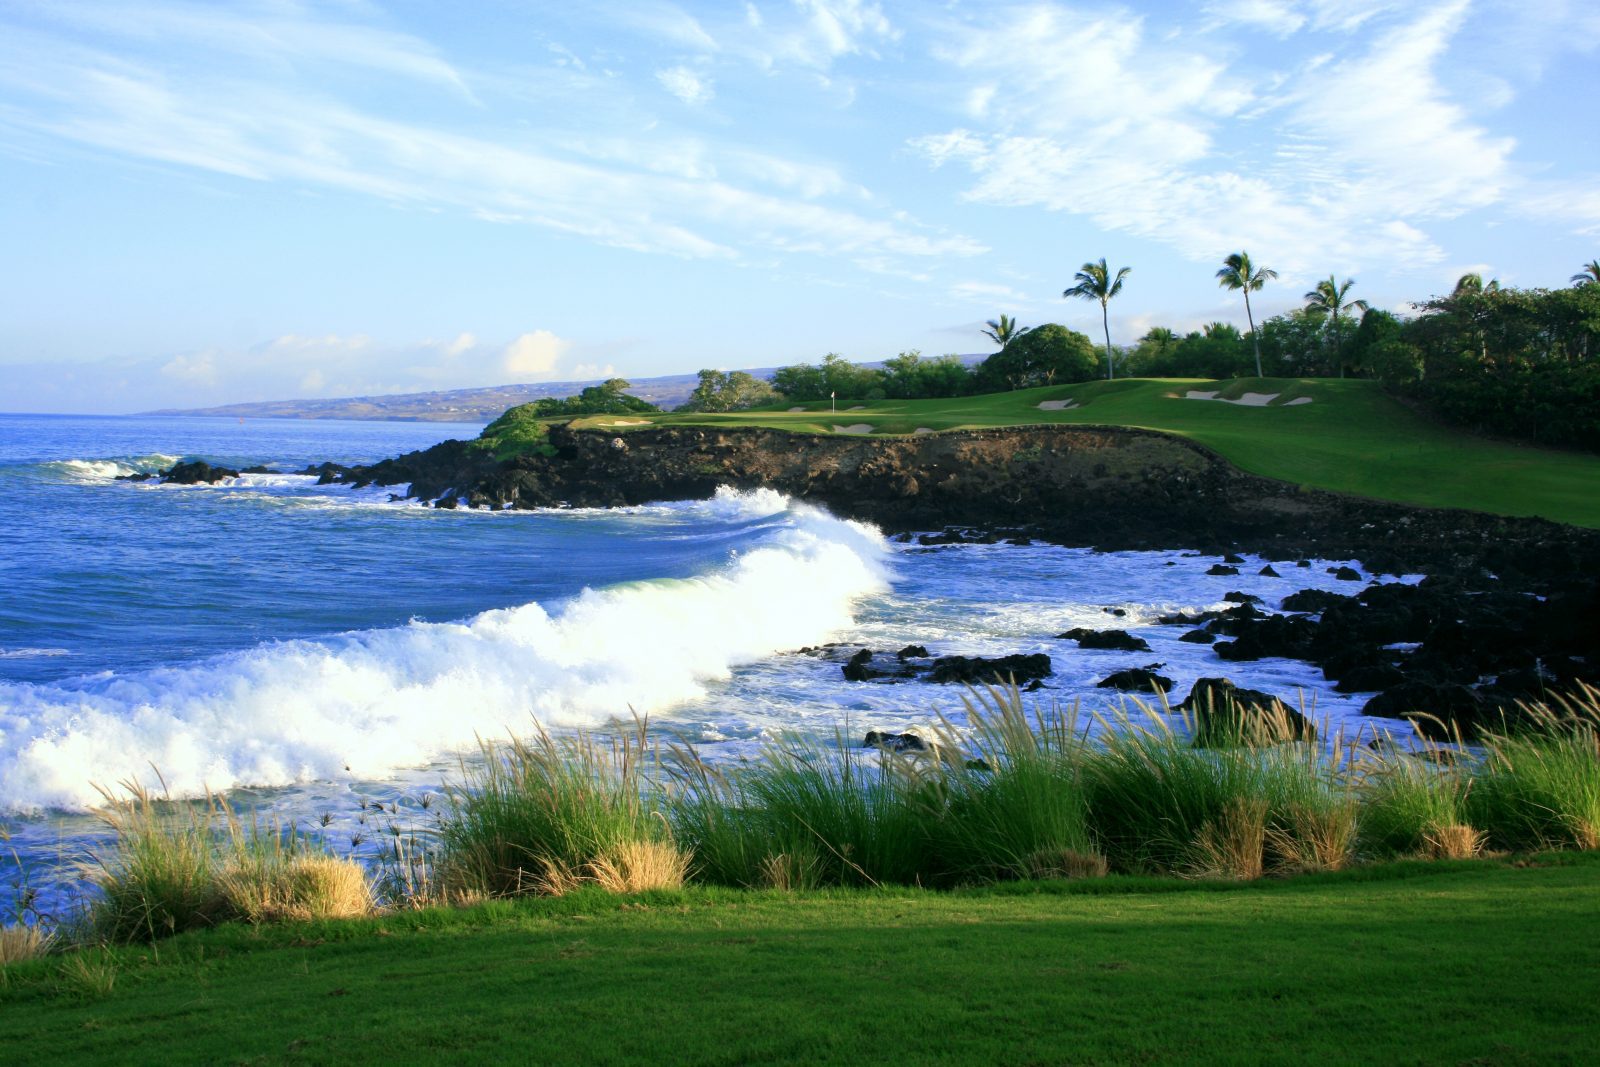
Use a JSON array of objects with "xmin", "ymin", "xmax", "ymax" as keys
[{"xmin": 569, "ymin": 377, "xmax": 1600, "ymax": 529}]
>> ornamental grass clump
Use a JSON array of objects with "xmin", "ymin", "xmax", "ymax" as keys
[
  {"xmin": 1467, "ymin": 687, "xmax": 1600, "ymax": 852},
  {"xmin": 85, "ymin": 781, "xmax": 231, "ymax": 943},
  {"xmin": 1082, "ymin": 701, "xmax": 1355, "ymax": 878},
  {"xmin": 218, "ymin": 852, "xmax": 373, "ymax": 923},
  {"xmin": 669, "ymin": 726, "xmax": 935, "ymax": 888},
  {"xmin": 733, "ymin": 731, "xmax": 935, "ymax": 887},
  {"xmin": 1357, "ymin": 740, "xmax": 1478, "ymax": 860},
  {"xmin": 927, "ymin": 685, "xmax": 1103, "ymax": 883},
  {"xmin": 86, "ymin": 780, "xmax": 374, "ymax": 940},
  {"xmin": 438, "ymin": 717, "xmax": 686, "ymax": 897},
  {"xmin": 0, "ymin": 922, "xmax": 51, "ymax": 965}
]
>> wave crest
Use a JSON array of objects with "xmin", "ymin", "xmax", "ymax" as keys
[{"xmin": 0, "ymin": 491, "xmax": 888, "ymax": 812}]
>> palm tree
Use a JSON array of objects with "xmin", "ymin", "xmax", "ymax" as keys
[
  {"xmin": 1451, "ymin": 272, "xmax": 1500, "ymax": 297},
  {"xmin": 1064, "ymin": 258, "xmax": 1131, "ymax": 380},
  {"xmin": 1572, "ymin": 260, "xmax": 1600, "ymax": 287},
  {"xmin": 981, "ymin": 314, "xmax": 1028, "ymax": 348},
  {"xmin": 1303, "ymin": 275, "xmax": 1368, "ymax": 377},
  {"xmin": 1215, "ymin": 251, "xmax": 1277, "ymax": 378}
]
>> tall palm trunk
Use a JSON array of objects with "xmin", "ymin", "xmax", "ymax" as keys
[
  {"xmin": 1244, "ymin": 289, "xmax": 1261, "ymax": 377},
  {"xmin": 1101, "ymin": 300, "xmax": 1114, "ymax": 380}
]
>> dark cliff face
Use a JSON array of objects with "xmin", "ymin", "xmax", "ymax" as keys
[{"xmin": 338, "ymin": 423, "xmax": 1600, "ymax": 585}]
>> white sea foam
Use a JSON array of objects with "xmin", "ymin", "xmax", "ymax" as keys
[
  {"xmin": 0, "ymin": 491, "xmax": 888, "ymax": 812},
  {"xmin": 49, "ymin": 453, "xmax": 180, "ymax": 482}
]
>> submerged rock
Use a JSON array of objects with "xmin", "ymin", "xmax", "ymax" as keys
[
  {"xmin": 1056, "ymin": 628, "xmax": 1152, "ymax": 653},
  {"xmin": 926, "ymin": 653, "xmax": 1052, "ymax": 686},
  {"xmin": 1096, "ymin": 666, "xmax": 1174, "ymax": 694},
  {"xmin": 1179, "ymin": 677, "xmax": 1316, "ymax": 746},
  {"xmin": 159, "ymin": 460, "xmax": 240, "ymax": 484},
  {"xmin": 863, "ymin": 730, "xmax": 929, "ymax": 753}
]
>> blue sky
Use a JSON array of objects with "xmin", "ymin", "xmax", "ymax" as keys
[{"xmin": 2, "ymin": 0, "xmax": 1596, "ymax": 413}]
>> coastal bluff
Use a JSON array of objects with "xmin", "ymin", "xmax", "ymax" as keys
[{"xmin": 325, "ymin": 422, "xmax": 1599, "ymax": 577}]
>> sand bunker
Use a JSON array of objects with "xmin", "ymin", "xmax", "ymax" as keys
[
  {"xmin": 913, "ymin": 427, "xmax": 935, "ymax": 435},
  {"xmin": 1182, "ymin": 390, "xmax": 1312, "ymax": 408},
  {"xmin": 607, "ymin": 418, "xmax": 650, "ymax": 426},
  {"xmin": 1037, "ymin": 399, "xmax": 1079, "ymax": 411},
  {"xmin": 847, "ymin": 405, "xmax": 866, "ymax": 411},
  {"xmin": 787, "ymin": 406, "xmax": 807, "ymax": 412},
  {"xmin": 831, "ymin": 424, "xmax": 874, "ymax": 434}
]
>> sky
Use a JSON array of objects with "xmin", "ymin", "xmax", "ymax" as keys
[{"xmin": 1, "ymin": 0, "xmax": 1597, "ymax": 413}]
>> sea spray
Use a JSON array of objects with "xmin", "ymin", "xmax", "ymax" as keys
[{"xmin": 0, "ymin": 489, "xmax": 890, "ymax": 812}]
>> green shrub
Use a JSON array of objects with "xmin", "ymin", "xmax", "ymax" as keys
[
  {"xmin": 437, "ymin": 718, "xmax": 680, "ymax": 896},
  {"xmin": 927, "ymin": 687, "xmax": 1101, "ymax": 883},
  {"xmin": 85, "ymin": 783, "xmax": 232, "ymax": 942},
  {"xmin": 1358, "ymin": 745, "xmax": 1476, "ymax": 858},
  {"xmin": 1468, "ymin": 689, "xmax": 1600, "ymax": 852},
  {"xmin": 1083, "ymin": 704, "xmax": 1355, "ymax": 878}
]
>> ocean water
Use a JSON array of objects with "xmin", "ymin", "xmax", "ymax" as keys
[{"xmin": 0, "ymin": 413, "xmax": 1413, "ymax": 908}]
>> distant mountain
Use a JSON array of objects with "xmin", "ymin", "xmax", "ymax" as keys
[
  {"xmin": 142, "ymin": 355, "xmax": 989, "ymax": 423},
  {"xmin": 141, "ymin": 369, "xmax": 739, "ymax": 423}
]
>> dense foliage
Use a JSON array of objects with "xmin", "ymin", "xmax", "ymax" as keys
[
  {"xmin": 1402, "ymin": 283, "xmax": 1600, "ymax": 451},
  {"xmin": 515, "ymin": 378, "xmax": 660, "ymax": 417},
  {"xmin": 769, "ymin": 351, "xmax": 980, "ymax": 401},
  {"xmin": 477, "ymin": 379, "xmax": 658, "ymax": 459},
  {"xmin": 677, "ymin": 369, "xmax": 777, "ymax": 412},
  {"xmin": 974, "ymin": 324, "xmax": 1097, "ymax": 390}
]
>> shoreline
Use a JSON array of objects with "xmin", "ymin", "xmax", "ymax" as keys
[{"xmin": 313, "ymin": 421, "xmax": 1599, "ymax": 738}]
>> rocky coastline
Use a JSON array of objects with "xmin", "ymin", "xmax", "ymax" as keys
[{"xmin": 158, "ymin": 422, "xmax": 1600, "ymax": 738}]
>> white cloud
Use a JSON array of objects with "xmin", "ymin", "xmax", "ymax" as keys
[
  {"xmin": 0, "ymin": 13, "xmax": 976, "ymax": 271},
  {"xmin": 160, "ymin": 351, "xmax": 217, "ymax": 384},
  {"xmin": 911, "ymin": 1, "xmax": 1532, "ymax": 277},
  {"xmin": 1202, "ymin": 0, "xmax": 1306, "ymax": 37},
  {"xmin": 656, "ymin": 65, "xmax": 714, "ymax": 105},
  {"xmin": 949, "ymin": 280, "xmax": 1034, "ymax": 305},
  {"xmin": 41, "ymin": 0, "xmax": 473, "ymax": 96},
  {"xmin": 606, "ymin": 2, "xmax": 719, "ymax": 51},
  {"xmin": 794, "ymin": 0, "xmax": 897, "ymax": 57},
  {"xmin": 501, "ymin": 331, "xmax": 570, "ymax": 379}
]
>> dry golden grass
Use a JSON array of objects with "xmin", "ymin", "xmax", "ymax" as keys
[
  {"xmin": 1268, "ymin": 801, "xmax": 1359, "ymax": 874},
  {"xmin": 758, "ymin": 849, "xmax": 822, "ymax": 892},
  {"xmin": 1, "ymin": 923, "xmax": 51, "ymax": 965},
  {"xmin": 1190, "ymin": 798, "xmax": 1268, "ymax": 880},
  {"xmin": 1023, "ymin": 848, "xmax": 1108, "ymax": 880},
  {"xmin": 1423, "ymin": 822, "xmax": 1485, "ymax": 861},
  {"xmin": 588, "ymin": 840, "xmax": 692, "ymax": 894},
  {"xmin": 219, "ymin": 854, "xmax": 373, "ymax": 923}
]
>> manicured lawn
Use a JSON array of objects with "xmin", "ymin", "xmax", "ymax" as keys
[
  {"xmin": 576, "ymin": 378, "xmax": 1600, "ymax": 527},
  {"xmin": 4, "ymin": 854, "xmax": 1598, "ymax": 1065}
]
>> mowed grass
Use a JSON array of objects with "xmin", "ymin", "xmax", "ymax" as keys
[
  {"xmin": 3, "ymin": 856, "xmax": 1598, "ymax": 1065},
  {"xmin": 575, "ymin": 378, "xmax": 1600, "ymax": 527}
]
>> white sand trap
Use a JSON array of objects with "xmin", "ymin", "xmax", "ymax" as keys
[
  {"xmin": 1182, "ymin": 390, "xmax": 1285, "ymax": 407},
  {"xmin": 848, "ymin": 405, "xmax": 867, "ymax": 411},
  {"xmin": 1037, "ymin": 399, "xmax": 1080, "ymax": 411},
  {"xmin": 831, "ymin": 423, "xmax": 874, "ymax": 434},
  {"xmin": 607, "ymin": 418, "xmax": 650, "ymax": 426},
  {"xmin": 1285, "ymin": 396, "xmax": 1314, "ymax": 406},
  {"xmin": 913, "ymin": 427, "xmax": 935, "ymax": 435},
  {"xmin": 788, "ymin": 406, "xmax": 807, "ymax": 412}
]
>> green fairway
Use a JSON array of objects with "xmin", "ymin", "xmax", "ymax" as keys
[
  {"xmin": 573, "ymin": 378, "xmax": 1600, "ymax": 528},
  {"xmin": 4, "ymin": 855, "xmax": 1598, "ymax": 1065}
]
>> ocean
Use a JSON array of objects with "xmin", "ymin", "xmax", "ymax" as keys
[{"xmin": 0, "ymin": 413, "xmax": 1411, "ymax": 910}]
